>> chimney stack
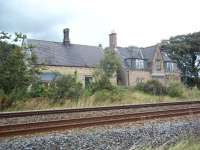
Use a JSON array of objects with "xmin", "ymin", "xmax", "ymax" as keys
[
  {"xmin": 109, "ymin": 31, "xmax": 117, "ymax": 49},
  {"xmin": 63, "ymin": 28, "xmax": 70, "ymax": 46}
]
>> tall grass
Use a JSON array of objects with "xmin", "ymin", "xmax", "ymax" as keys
[
  {"xmin": 2, "ymin": 79, "xmax": 200, "ymax": 112},
  {"xmin": 4, "ymin": 85, "xmax": 200, "ymax": 112},
  {"xmin": 168, "ymin": 140, "xmax": 200, "ymax": 150}
]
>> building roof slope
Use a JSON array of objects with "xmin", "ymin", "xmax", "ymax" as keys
[{"xmin": 27, "ymin": 39, "xmax": 103, "ymax": 67}]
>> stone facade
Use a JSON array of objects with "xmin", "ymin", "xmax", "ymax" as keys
[
  {"xmin": 128, "ymin": 70, "xmax": 151, "ymax": 86},
  {"xmin": 150, "ymin": 46, "xmax": 166, "ymax": 84},
  {"xmin": 117, "ymin": 45, "xmax": 180, "ymax": 85},
  {"xmin": 43, "ymin": 65, "xmax": 117, "ymax": 87}
]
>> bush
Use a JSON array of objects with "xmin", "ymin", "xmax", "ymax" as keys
[
  {"xmin": 0, "ymin": 89, "xmax": 11, "ymax": 110},
  {"xmin": 94, "ymin": 87, "xmax": 124, "ymax": 103},
  {"xmin": 91, "ymin": 76, "xmax": 114, "ymax": 93},
  {"xmin": 8, "ymin": 87, "xmax": 29, "ymax": 102},
  {"xmin": 166, "ymin": 81, "xmax": 184, "ymax": 97},
  {"xmin": 135, "ymin": 80, "xmax": 166, "ymax": 95},
  {"xmin": 48, "ymin": 75, "xmax": 83, "ymax": 103},
  {"xmin": 28, "ymin": 81, "xmax": 48, "ymax": 98}
]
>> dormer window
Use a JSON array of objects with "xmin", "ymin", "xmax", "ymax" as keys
[
  {"xmin": 125, "ymin": 58, "xmax": 145, "ymax": 70},
  {"xmin": 135, "ymin": 59, "xmax": 144, "ymax": 69},
  {"xmin": 166, "ymin": 62, "xmax": 175, "ymax": 72}
]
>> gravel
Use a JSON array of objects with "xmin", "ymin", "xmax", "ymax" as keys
[{"xmin": 0, "ymin": 116, "xmax": 200, "ymax": 150}]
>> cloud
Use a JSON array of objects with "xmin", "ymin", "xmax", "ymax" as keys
[
  {"xmin": 1, "ymin": 0, "xmax": 200, "ymax": 47},
  {"xmin": 0, "ymin": 0, "xmax": 72, "ymax": 41}
]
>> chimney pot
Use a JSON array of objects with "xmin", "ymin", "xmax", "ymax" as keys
[
  {"xmin": 63, "ymin": 28, "xmax": 70, "ymax": 46},
  {"xmin": 109, "ymin": 32, "xmax": 117, "ymax": 49}
]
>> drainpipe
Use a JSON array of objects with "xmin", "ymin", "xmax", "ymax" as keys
[{"xmin": 127, "ymin": 70, "xmax": 130, "ymax": 86}]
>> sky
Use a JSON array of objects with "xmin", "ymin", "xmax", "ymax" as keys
[{"xmin": 1, "ymin": 0, "xmax": 200, "ymax": 47}]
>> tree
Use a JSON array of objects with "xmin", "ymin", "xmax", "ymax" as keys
[
  {"xmin": 0, "ymin": 32, "xmax": 38, "ymax": 94},
  {"xmin": 48, "ymin": 74, "xmax": 83, "ymax": 103},
  {"xmin": 92, "ymin": 48, "xmax": 122, "ymax": 91},
  {"xmin": 161, "ymin": 31, "xmax": 200, "ymax": 87}
]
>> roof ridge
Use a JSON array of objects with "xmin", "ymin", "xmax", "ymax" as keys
[
  {"xmin": 27, "ymin": 39, "xmax": 60, "ymax": 44},
  {"xmin": 142, "ymin": 45, "xmax": 157, "ymax": 49},
  {"xmin": 27, "ymin": 39, "xmax": 101, "ymax": 48}
]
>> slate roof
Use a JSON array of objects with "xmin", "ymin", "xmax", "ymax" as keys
[
  {"xmin": 26, "ymin": 39, "xmax": 173, "ymax": 69},
  {"xmin": 141, "ymin": 46, "xmax": 157, "ymax": 61},
  {"xmin": 117, "ymin": 45, "xmax": 172, "ymax": 62},
  {"xmin": 161, "ymin": 51, "xmax": 173, "ymax": 62},
  {"xmin": 116, "ymin": 45, "xmax": 156, "ymax": 63},
  {"xmin": 117, "ymin": 46, "xmax": 143, "ymax": 60},
  {"xmin": 26, "ymin": 39, "xmax": 103, "ymax": 67}
]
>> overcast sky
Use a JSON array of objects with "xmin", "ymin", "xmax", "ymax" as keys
[{"xmin": 1, "ymin": 0, "xmax": 200, "ymax": 47}]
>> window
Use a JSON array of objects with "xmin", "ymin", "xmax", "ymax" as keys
[
  {"xmin": 136, "ymin": 77, "xmax": 144, "ymax": 83},
  {"xmin": 39, "ymin": 72, "xmax": 57, "ymax": 82},
  {"xmin": 166, "ymin": 62, "xmax": 174, "ymax": 72},
  {"xmin": 26, "ymin": 48, "xmax": 32, "ymax": 57},
  {"xmin": 85, "ymin": 76, "xmax": 93, "ymax": 88},
  {"xmin": 135, "ymin": 59, "xmax": 144, "ymax": 69},
  {"xmin": 156, "ymin": 60, "xmax": 161, "ymax": 71},
  {"xmin": 125, "ymin": 59, "xmax": 132, "ymax": 68}
]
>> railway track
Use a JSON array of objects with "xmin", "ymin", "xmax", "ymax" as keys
[
  {"xmin": 0, "ymin": 101, "xmax": 200, "ymax": 137},
  {"xmin": 1, "ymin": 100, "xmax": 200, "ymax": 118}
]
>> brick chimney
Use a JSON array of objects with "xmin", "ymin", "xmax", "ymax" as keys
[
  {"xmin": 63, "ymin": 28, "xmax": 70, "ymax": 46},
  {"xmin": 109, "ymin": 31, "xmax": 117, "ymax": 49}
]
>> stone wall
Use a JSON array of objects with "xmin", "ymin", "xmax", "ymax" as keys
[
  {"xmin": 43, "ymin": 65, "xmax": 117, "ymax": 86},
  {"xmin": 128, "ymin": 70, "xmax": 151, "ymax": 86},
  {"xmin": 165, "ymin": 73, "xmax": 181, "ymax": 82}
]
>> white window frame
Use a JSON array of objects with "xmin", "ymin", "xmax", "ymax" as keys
[
  {"xmin": 166, "ymin": 62, "xmax": 174, "ymax": 72},
  {"xmin": 135, "ymin": 59, "xmax": 144, "ymax": 69}
]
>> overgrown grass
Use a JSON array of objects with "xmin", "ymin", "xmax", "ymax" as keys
[
  {"xmin": 145, "ymin": 138, "xmax": 200, "ymax": 150},
  {"xmin": 167, "ymin": 140, "xmax": 200, "ymax": 150},
  {"xmin": 3, "ymin": 86, "xmax": 200, "ymax": 112}
]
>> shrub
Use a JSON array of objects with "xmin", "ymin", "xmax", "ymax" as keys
[
  {"xmin": 135, "ymin": 80, "xmax": 166, "ymax": 95},
  {"xmin": 8, "ymin": 87, "xmax": 29, "ymax": 102},
  {"xmin": 94, "ymin": 88, "xmax": 124, "ymax": 103},
  {"xmin": 166, "ymin": 81, "xmax": 184, "ymax": 97},
  {"xmin": 48, "ymin": 75, "xmax": 83, "ymax": 103},
  {"xmin": 91, "ymin": 76, "xmax": 114, "ymax": 93},
  {"xmin": 0, "ymin": 89, "xmax": 11, "ymax": 110},
  {"xmin": 28, "ymin": 81, "xmax": 48, "ymax": 98}
]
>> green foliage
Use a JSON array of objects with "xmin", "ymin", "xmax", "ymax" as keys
[
  {"xmin": 167, "ymin": 138, "xmax": 200, "ymax": 150},
  {"xmin": 0, "ymin": 32, "xmax": 38, "ymax": 94},
  {"xmin": 91, "ymin": 76, "xmax": 114, "ymax": 92},
  {"xmin": 0, "ymin": 89, "xmax": 11, "ymax": 110},
  {"xmin": 161, "ymin": 31, "xmax": 200, "ymax": 87},
  {"xmin": 94, "ymin": 88, "xmax": 124, "ymax": 103},
  {"xmin": 92, "ymin": 49, "xmax": 121, "ymax": 92},
  {"xmin": 48, "ymin": 75, "xmax": 83, "ymax": 103},
  {"xmin": 8, "ymin": 87, "xmax": 29, "ymax": 102},
  {"xmin": 166, "ymin": 81, "xmax": 184, "ymax": 97},
  {"xmin": 28, "ymin": 81, "xmax": 48, "ymax": 98},
  {"xmin": 98, "ymin": 49, "xmax": 122, "ymax": 78},
  {"xmin": 136, "ymin": 80, "xmax": 187, "ymax": 97},
  {"xmin": 135, "ymin": 80, "xmax": 166, "ymax": 95}
]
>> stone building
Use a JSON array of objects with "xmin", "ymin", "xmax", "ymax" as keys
[
  {"xmin": 24, "ymin": 28, "xmax": 111, "ymax": 87},
  {"xmin": 24, "ymin": 28, "xmax": 180, "ymax": 86},
  {"xmin": 108, "ymin": 32, "xmax": 180, "ymax": 86}
]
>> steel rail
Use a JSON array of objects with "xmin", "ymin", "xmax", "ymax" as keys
[
  {"xmin": 0, "ymin": 106, "xmax": 199, "ymax": 137},
  {"xmin": 1, "ymin": 101, "xmax": 200, "ymax": 118}
]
